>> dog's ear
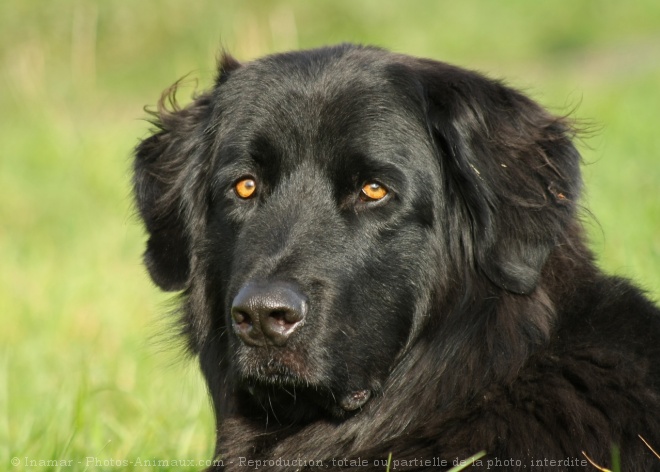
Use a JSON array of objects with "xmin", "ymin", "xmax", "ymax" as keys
[
  {"xmin": 134, "ymin": 53, "xmax": 241, "ymax": 291},
  {"xmin": 133, "ymin": 88, "xmax": 211, "ymax": 291},
  {"xmin": 418, "ymin": 61, "xmax": 581, "ymax": 294}
]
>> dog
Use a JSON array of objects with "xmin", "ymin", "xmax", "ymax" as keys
[{"xmin": 133, "ymin": 44, "xmax": 660, "ymax": 471}]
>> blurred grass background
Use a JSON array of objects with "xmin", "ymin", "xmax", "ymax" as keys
[{"xmin": 1, "ymin": 0, "xmax": 659, "ymax": 470}]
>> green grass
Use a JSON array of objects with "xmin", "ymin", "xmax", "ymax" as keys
[{"xmin": 2, "ymin": 1, "xmax": 659, "ymax": 470}]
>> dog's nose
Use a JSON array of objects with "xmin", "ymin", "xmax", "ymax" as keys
[{"xmin": 231, "ymin": 281, "xmax": 307, "ymax": 346}]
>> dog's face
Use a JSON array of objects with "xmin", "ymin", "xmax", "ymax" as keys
[
  {"xmin": 203, "ymin": 50, "xmax": 440, "ymax": 418},
  {"xmin": 134, "ymin": 45, "xmax": 580, "ymax": 421}
]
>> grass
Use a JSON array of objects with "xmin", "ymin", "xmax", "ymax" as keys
[
  {"xmin": 385, "ymin": 451, "xmax": 486, "ymax": 471},
  {"xmin": 2, "ymin": 1, "xmax": 659, "ymax": 470}
]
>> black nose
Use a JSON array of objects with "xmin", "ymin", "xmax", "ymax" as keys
[{"xmin": 231, "ymin": 281, "xmax": 307, "ymax": 346}]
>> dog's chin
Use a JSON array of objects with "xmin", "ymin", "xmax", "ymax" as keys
[
  {"xmin": 237, "ymin": 362, "xmax": 373, "ymax": 421},
  {"xmin": 240, "ymin": 380, "xmax": 373, "ymax": 422}
]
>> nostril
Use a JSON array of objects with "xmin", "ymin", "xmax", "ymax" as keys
[
  {"xmin": 269, "ymin": 310, "xmax": 287, "ymax": 326},
  {"xmin": 232, "ymin": 309, "xmax": 252, "ymax": 326},
  {"xmin": 269, "ymin": 309, "xmax": 304, "ymax": 326}
]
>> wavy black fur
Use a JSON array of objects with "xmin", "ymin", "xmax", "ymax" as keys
[{"xmin": 133, "ymin": 45, "xmax": 660, "ymax": 471}]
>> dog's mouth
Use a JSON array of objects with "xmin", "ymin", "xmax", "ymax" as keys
[
  {"xmin": 241, "ymin": 380, "xmax": 373, "ymax": 421},
  {"xmin": 236, "ymin": 353, "xmax": 373, "ymax": 419},
  {"xmin": 243, "ymin": 356, "xmax": 304, "ymax": 384}
]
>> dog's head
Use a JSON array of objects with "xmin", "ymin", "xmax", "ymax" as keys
[{"xmin": 134, "ymin": 45, "xmax": 581, "ymax": 420}]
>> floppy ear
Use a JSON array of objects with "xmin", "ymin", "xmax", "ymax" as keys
[
  {"xmin": 419, "ymin": 61, "xmax": 581, "ymax": 294},
  {"xmin": 133, "ymin": 88, "xmax": 213, "ymax": 291},
  {"xmin": 134, "ymin": 53, "xmax": 241, "ymax": 292}
]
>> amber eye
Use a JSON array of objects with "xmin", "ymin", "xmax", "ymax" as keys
[
  {"xmin": 360, "ymin": 182, "xmax": 388, "ymax": 202},
  {"xmin": 234, "ymin": 178, "xmax": 257, "ymax": 199}
]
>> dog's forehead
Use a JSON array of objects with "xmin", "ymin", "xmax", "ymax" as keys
[
  {"xmin": 214, "ymin": 47, "xmax": 427, "ymax": 169},
  {"xmin": 227, "ymin": 46, "xmax": 398, "ymax": 99}
]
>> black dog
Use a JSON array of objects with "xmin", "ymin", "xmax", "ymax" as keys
[{"xmin": 133, "ymin": 44, "xmax": 660, "ymax": 471}]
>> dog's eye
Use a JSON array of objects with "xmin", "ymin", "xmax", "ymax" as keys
[
  {"xmin": 234, "ymin": 178, "xmax": 257, "ymax": 199},
  {"xmin": 360, "ymin": 182, "xmax": 388, "ymax": 202}
]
